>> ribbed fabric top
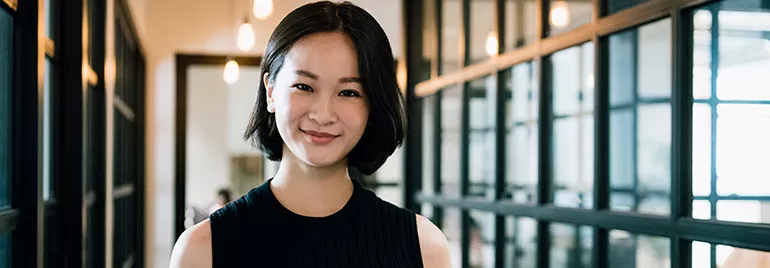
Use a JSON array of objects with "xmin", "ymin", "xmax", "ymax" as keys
[{"xmin": 209, "ymin": 178, "xmax": 424, "ymax": 268}]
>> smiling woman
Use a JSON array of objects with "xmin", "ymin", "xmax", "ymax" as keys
[{"xmin": 169, "ymin": 1, "xmax": 451, "ymax": 268}]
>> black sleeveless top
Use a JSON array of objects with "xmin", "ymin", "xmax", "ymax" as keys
[{"xmin": 209, "ymin": 178, "xmax": 424, "ymax": 268}]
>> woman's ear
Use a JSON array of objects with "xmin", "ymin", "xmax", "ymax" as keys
[{"xmin": 264, "ymin": 72, "xmax": 276, "ymax": 113}]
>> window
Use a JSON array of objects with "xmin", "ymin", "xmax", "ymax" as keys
[
  {"xmin": 547, "ymin": 0, "xmax": 593, "ymax": 36},
  {"xmin": 505, "ymin": 0, "xmax": 537, "ymax": 50},
  {"xmin": 691, "ymin": 0, "xmax": 770, "ymax": 225},
  {"xmin": 468, "ymin": 210, "xmax": 495, "ymax": 268},
  {"xmin": 550, "ymin": 223, "xmax": 593, "ymax": 268},
  {"xmin": 608, "ymin": 18, "xmax": 672, "ymax": 215},
  {"xmin": 607, "ymin": 0, "xmax": 650, "ymax": 15},
  {"xmin": 504, "ymin": 217, "xmax": 537, "ymax": 267},
  {"xmin": 0, "ymin": 6, "xmax": 13, "ymax": 266},
  {"xmin": 505, "ymin": 61, "xmax": 538, "ymax": 204},
  {"xmin": 550, "ymin": 42, "xmax": 594, "ymax": 209},
  {"xmin": 442, "ymin": 85, "xmax": 463, "ymax": 198},
  {"xmin": 693, "ymin": 241, "xmax": 770, "ymax": 268},
  {"xmin": 442, "ymin": 0, "xmax": 462, "ymax": 73},
  {"xmin": 609, "ymin": 230, "xmax": 670, "ymax": 268},
  {"xmin": 0, "ymin": 3, "xmax": 12, "ymax": 209},
  {"xmin": 444, "ymin": 207, "xmax": 463, "ymax": 268},
  {"xmin": 470, "ymin": 0, "xmax": 496, "ymax": 64},
  {"xmin": 468, "ymin": 76, "xmax": 496, "ymax": 199}
]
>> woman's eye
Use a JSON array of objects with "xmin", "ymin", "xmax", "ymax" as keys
[
  {"xmin": 293, "ymin": 84, "xmax": 313, "ymax": 92},
  {"xmin": 339, "ymin": 90, "xmax": 361, "ymax": 98}
]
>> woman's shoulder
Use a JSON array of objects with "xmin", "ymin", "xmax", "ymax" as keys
[
  {"xmin": 170, "ymin": 220, "xmax": 213, "ymax": 268},
  {"xmin": 415, "ymin": 214, "xmax": 451, "ymax": 268}
]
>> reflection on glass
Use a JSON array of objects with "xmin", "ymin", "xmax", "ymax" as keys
[
  {"xmin": 609, "ymin": 230, "xmax": 670, "ymax": 268},
  {"xmin": 443, "ymin": 208, "xmax": 463, "ymax": 268},
  {"xmin": 607, "ymin": 0, "xmax": 650, "ymax": 15},
  {"xmin": 548, "ymin": 0, "xmax": 593, "ymax": 36},
  {"xmin": 423, "ymin": 94, "xmax": 437, "ymax": 196},
  {"xmin": 550, "ymin": 223, "xmax": 593, "ymax": 268},
  {"xmin": 551, "ymin": 43, "xmax": 594, "ymax": 208},
  {"xmin": 693, "ymin": 241, "xmax": 770, "ymax": 268},
  {"xmin": 608, "ymin": 19, "xmax": 672, "ymax": 215},
  {"xmin": 505, "ymin": 217, "xmax": 537, "ymax": 267},
  {"xmin": 469, "ymin": 210, "xmax": 495, "ymax": 268},
  {"xmin": 506, "ymin": 62, "xmax": 539, "ymax": 203},
  {"xmin": 442, "ymin": 0, "xmax": 462, "ymax": 74},
  {"xmin": 0, "ymin": 233, "xmax": 8, "ymax": 267},
  {"xmin": 470, "ymin": 0, "xmax": 496, "ymax": 63},
  {"xmin": 691, "ymin": 0, "xmax": 770, "ymax": 224},
  {"xmin": 44, "ymin": 58, "xmax": 54, "ymax": 200},
  {"xmin": 442, "ymin": 85, "xmax": 463, "ymax": 198},
  {"xmin": 469, "ymin": 77, "xmax": 496, "ymax": 199},
  {"xmin": 505, "ymin": 0, "xmax": 537, "ymax": 50},
  {"xmin": 0, "ymin": 9, "xmax": 11, "ymax": 208}
]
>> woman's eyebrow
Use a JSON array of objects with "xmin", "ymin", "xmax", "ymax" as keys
[{"xmin": 295, "ymin": 69, "xmax": 361, "ymax": 84}]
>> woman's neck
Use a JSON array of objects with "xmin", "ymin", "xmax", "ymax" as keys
[{"xmin": 269, "ymin": 150, "xmax": 354, "ymax": 218}]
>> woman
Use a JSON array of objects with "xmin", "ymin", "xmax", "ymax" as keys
[{"xmin": 170, "ymin": 1, "xmax": 451, "ymax": 267}]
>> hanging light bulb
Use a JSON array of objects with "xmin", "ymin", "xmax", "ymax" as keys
[
  {"xmin": 485, "ymin": 32, "xmax": 498, "ymax": 57},
  {"xmin": 223, "ymin": 60, "xmax": 240, "ymax": 85},
  {"xmin": 550, "ymin": 1, "xmax": 570, "ymax": 29},
  {"xmin": 237, "ymin": 19, "xmax": 256, "ymax": 52},
  {"xmin": 253, "ymin": 0, "xmax": 273, "ymax": 20}
]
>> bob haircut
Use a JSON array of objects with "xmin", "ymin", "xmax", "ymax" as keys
[{"xmin": 244, "ymin": 1, "xmax": 407, "ymax": 175}]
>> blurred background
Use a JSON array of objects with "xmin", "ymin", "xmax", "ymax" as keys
[{"xmin": 2, "ymin": 0, "xmax": 770, "ymax": 267}]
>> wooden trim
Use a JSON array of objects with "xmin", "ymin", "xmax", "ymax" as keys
[
  {"xmin": 596, "ymin": 0, "xmax": 671, "ymax": 36},
  {"xmin": 45, "ymin": 38, "xmax": 55, "ymax": 58},
  {"xmin": 84, "ymin": 64, "xmax": 98, "ymax": 87},
  {"xmin": 174, "ymin": 53, "xmax": 262, "ymax": 240},
  {"xmin": 2, "ymin": 0, "xmax": 16, "ymax": 11}
]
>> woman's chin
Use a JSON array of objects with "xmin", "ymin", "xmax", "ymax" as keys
[{"xmin": 299, "ymin": 153, "xmax": 345, "ymax": 169}]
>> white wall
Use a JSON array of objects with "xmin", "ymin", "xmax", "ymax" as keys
[{"xmin": 121, "ymin": 1, "xmax": 403, "ymax": 267}]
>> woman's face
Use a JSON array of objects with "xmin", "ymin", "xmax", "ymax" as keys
[{"xmin": 265, "ymin": 32, "xmax": 369, "ymax": 169}]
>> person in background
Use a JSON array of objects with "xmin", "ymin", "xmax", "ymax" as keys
[
  {"xmin": 170, "ymin": 1, "xmax": 451, "ymax": 267},
  {"xmin": 208, "ymin": 188, "xmax": 232, "ymax": 215}
]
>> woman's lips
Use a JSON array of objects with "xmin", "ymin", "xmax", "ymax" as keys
[{"xmin": 302, "ymin": 130, "xmax": 338, "ymax": 144}]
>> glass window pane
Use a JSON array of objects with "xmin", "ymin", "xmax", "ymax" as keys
[
  {"xmin": 607, "ymin": 0, "xmax": 650, "ymax": 15},
  {"xmin": 505, "ymin": 0, "xmax": 537, "ymax": 50},
  {"xmin": 715, "ymin": 106, "xmax": 770, "ymax": 196},
  {"xmin": 693, "ymin": 241, "xmax": 770, "ymax": 268},
  {"xmin": 44, "ymin": 58, "xmax": 54, "ymax": 200},
  {"xmin": 442, "ymin": 0, "xmax": 462, "ymax": 74},
  {"xmin": 442, "ymin": 85, "xmax": 463, "ymax": 198},
  {"xmin": 505, "ymin": 62, "xmax": 539, "ymax": 204},
  {"xmin": 692, "ymin": 199, "xmax": 711, "ymax": 220},
  {"xmin": 468, "ymin": 210, "xmax": 495, "ymax": 268},
  {"xmin": 692, "ymin": 103, "xmax": 711, "ymax": 197},
  {"xmin": 552, "ymin": 43, "xmax": 594, "ymax": 116},
  {"xmin": 0, "ymin": 233, "xmax": 8, "ymax": 266},
  {"xmin": 0, "ymin": 8, "xmax": 12, "ymax": 208},
  {"xmin": 468, "ymin": 77, "xmax": 496, "ymax": 199},
  {"xmin": 550, "ymin": 223, "xmax": 593, "ymax": 268},
  {"xmin": 470, "ymin": 0, "xmax": 496, "ymax": 64},
  {"xmin": 716, "ymin": 12, "xmax": 770, "ymax": 101},
  {"xmin": 608, "ymin": 19, "xmax": 673, "ymax": 215},
  {"xmin": 551, "ymin": 43, "xmax": 594, "ymax": 208},
  {"xmin": 717, "ymin": 200, "xmax": 770, "ymax": 224},
  {"xmin": 548, "ymin": 0, "xmax": 593, "ymax": 36},
  {"xmin": 45, "ymin": 0, "xmax": 55, "ymax": 39},
  {"xmin": 423, "ymin": 95, "xmax": 436, "ymax": 196},
  {"xmin": 443, "ymin": 208, "xmax": 463, "ymax": 268},
  {"xmin": 505, "ymin": 217, "xmax": 537, "ymax": 267},
  {"xmin": 609, "ymin": 230, "xmax": 670, "ymax": 268},
  {"xmin": 637, "ymin": 19, "xmax": 671, "ymax": 99}
]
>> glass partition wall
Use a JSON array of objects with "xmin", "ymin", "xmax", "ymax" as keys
[{"xmin": 402, "ymin": 0, "xmax": 770, "ymax": 267}]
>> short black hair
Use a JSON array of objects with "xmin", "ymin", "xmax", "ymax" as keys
[
  {"xmin": 217, "ymin": 188, "xmax": 232, "ymax": 203},
  {"xmin": 244, "ymin": 1, "xmax": 407, "ymax": 175}
]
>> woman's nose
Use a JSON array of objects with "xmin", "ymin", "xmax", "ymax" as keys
[{"xmin": 307, "ymin": 97, "xmax": 337, "ymax": 125}]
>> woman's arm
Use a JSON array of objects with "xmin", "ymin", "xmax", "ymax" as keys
[
  {"xmin": 416, "ymin": 215, "xmax": 452, "ymax": 268},
  {"xmin": 169, "ymin": 220, "xmax": 213, "ymax": 268}
]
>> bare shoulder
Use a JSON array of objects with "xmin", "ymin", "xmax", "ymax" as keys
[
  {"xmin": 169, "ymin": 220, "xmax": 213, "ymax": 268},
  {"xmin": 416, "ymin": 214, "xmax": 452, "ymax": 268}
]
